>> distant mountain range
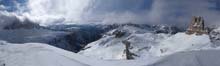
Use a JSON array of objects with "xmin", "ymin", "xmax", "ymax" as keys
[{"xmin": 1, "ymin": 21, "xmax": 220, "ymax": 66}]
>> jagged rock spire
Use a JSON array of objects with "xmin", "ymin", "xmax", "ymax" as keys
[{"xmin": 186, "ymin": 16, "xmax": 208, "ymax": 35}]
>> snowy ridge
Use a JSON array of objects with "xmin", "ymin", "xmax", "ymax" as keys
[
  {"xmin": 1, "ymin": 23, "xmax": 220, "ymax": 66},
  {"xmin": 78, "ymin": 25, "xmax": 220, "ymax": 66},
  {"xmin": 79, "ymin": 25, "xmax": 170, "ymax": 60},
  {"xmin": 0, "ymin": 41, "xmax": 89, "ymax": 66},
  {"xmin": 0, "ymin": 41, "xmax": 161, "ymax": 66},
  {"xmin": 209, "ymin": 27, "xmax": 220, "ymax": 47},
  {"xmin": 79, "ymin": 25, "xmax": 216, "ymax": 61},
  {"xmin": 151, "ymin": 33, "xmax": 212, "ymax": 56},
  {"xmin": 1, "ymin": 32, "xmax": 220, "ymax": 66}
]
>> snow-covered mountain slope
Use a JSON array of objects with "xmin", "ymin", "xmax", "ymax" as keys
[
  {"xmin": 0, "ymin": 41, "xmax": 161, "ymax": 66},
  {"xmin": 79, "ymin": 25, "xmax": 215, "ymax": 60},
  {"xmin": 1, "ymin": 25, "xmax": 220, "ymax": 66},
  {"xmin": 151, "ymin": 33, "xmax": 212, "ymax": 56},
  {"xmin": 0, "ymin": 41, "xmax": 89, "ymax": 66},
  {"xmin": 148, "ymin": 49, "xmax": 220, "ymax": 66},
  {"xmin": 79, "ymin": 25, "xmax": 170, "ymax": 60},
  {"xmin": 1, "ymin": 38, "xmax": 220, "ymax": 66},
  {"xmin": 0, "ymin": 22, "xmax": 182, "ymax": 53}
]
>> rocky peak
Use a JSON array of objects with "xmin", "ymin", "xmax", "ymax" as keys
[{"xmin": 186, "ymin": 16, "xmax": 208, "ymax": 35}]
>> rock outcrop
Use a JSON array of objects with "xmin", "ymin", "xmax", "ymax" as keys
[{"xmin": 186, "ymin": 16, "xmax": 208, "ymax": 35}]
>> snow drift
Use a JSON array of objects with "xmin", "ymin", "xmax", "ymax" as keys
[
  {"xmin": 0, "ymin": 40, "xmax": 160, "ymax": 66},
  {"xmin": 151, "ymin": 33, "xmax": 212, "ymax": 56},
  {"xmin": 148, "ymin": 50, "xmax": 220, "ymax": 66},
  {"xmin": 0, "ymin": 41, "xmax": 89, "ymax": 66}
]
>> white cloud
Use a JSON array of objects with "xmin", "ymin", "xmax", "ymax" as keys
[
  {"xmin": 21, "ymin": 0, "xmax": 220, "ymax": 27},
  {"xmin": 0, "ymin": 11, "xmax": 27, "ymax": 29},
  {"xmin": 0, "ymin": 5, "xmax": 7, "ymax": 10},
  {"xmin": 26, "ymin": 0, "xmax": 91, "ymax": 25}
]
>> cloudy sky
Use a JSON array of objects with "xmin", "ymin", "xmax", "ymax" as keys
[{"xmin": 0, "ymin": 0, "xmax": 220, "ymax": 27}]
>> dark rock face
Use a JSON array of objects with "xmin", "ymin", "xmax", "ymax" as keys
[
  {"xmin": 62, "ymin": 30, "xmax": 103, "ymax": 52},
  {"xmin": 209, "ymin": 27, "xmax": 220, "ymax": 47},
  {"xmin": 47, "ymin": 24, "xmax": 108, "ymax": 52},
  {"xmin": 122, "ymin": 40, "xmax": 136, "ymax": 60},
  {"xmin": 113, "ymin": 30, "xmax": 126, "ymax": 38},
  {"xmin": 152, "ymin": 25, "xmax": 183, "ymax": 34}
]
